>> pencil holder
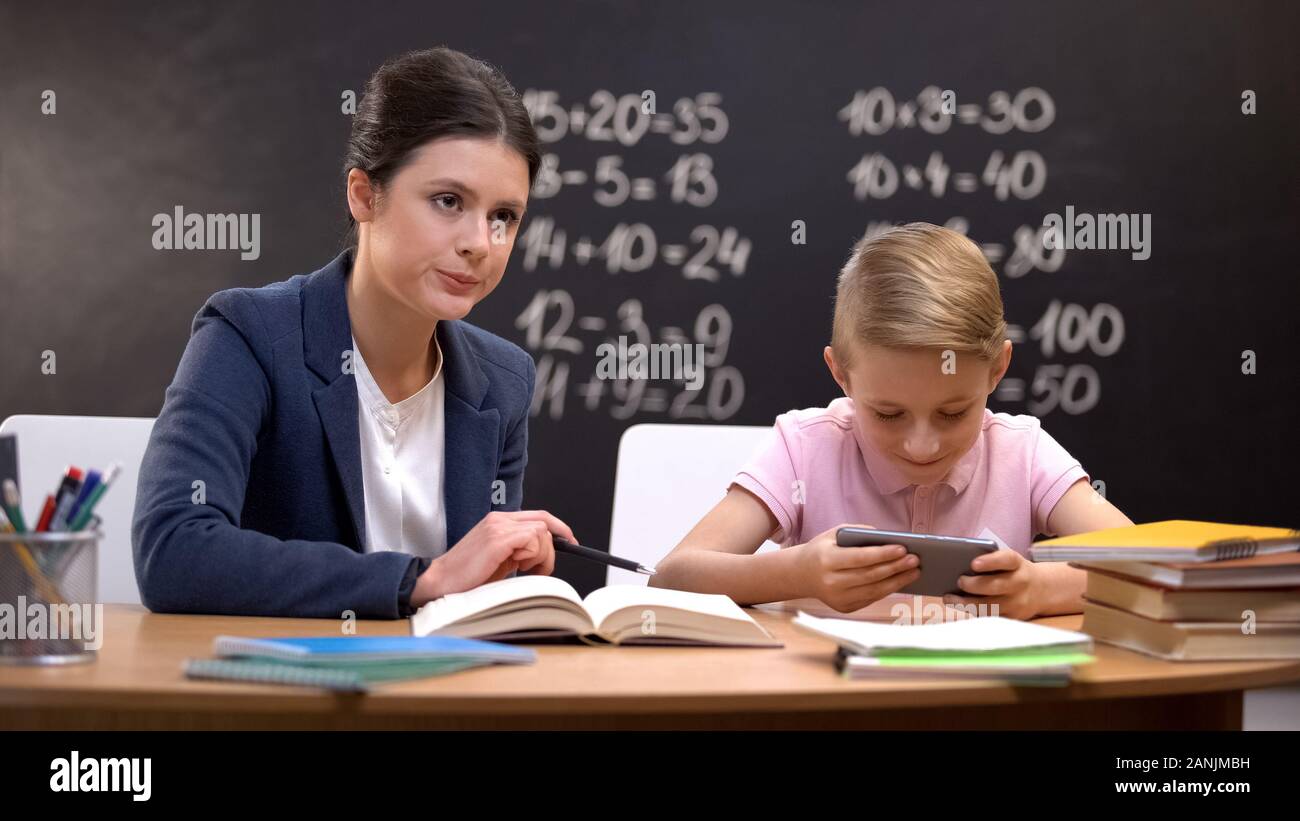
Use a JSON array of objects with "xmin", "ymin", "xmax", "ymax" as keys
[{"xmin": 0, "ymin": 529, "xmax": 101, "ymax": 665}]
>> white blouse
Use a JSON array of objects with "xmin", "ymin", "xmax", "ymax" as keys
[{"xmin": 351, "ymin": 333, "xmax": 448, "ymax": 560}]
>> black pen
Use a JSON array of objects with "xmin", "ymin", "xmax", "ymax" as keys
[{"xmin": 552, "ymin": 536, "xmax": 656, "ymax": 576}]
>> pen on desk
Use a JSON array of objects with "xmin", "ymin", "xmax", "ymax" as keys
[{"xmin": 552, "ymin": 536, "xmax": 656, "ymax": 576}]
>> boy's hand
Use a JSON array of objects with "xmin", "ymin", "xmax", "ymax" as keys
[
  {"xmin": 795, "ymin": 525, "xmax": 921, "ymax": 613},
  {"xmin": 943, "ymin": 549, "xmax": 1043, "ymax": 620}
]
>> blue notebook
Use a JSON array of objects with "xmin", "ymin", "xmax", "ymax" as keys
[
  {"xmin": 211, "ymin": 634, "xmax": 536, "ymax": 664},
  {"xmin": 182, "ymin": 634, "xmax": 535, "ymax": 693}
]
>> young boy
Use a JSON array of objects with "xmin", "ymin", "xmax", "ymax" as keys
[{"xmin": 651, "ymin": 223, "xmax": 1134, "ymax": 619}]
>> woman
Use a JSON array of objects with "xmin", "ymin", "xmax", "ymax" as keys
[{"xmin": 132, "ymin": 47, "xmax": 574, "ymax": 619}]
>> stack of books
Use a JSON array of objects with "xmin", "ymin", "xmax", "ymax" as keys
[
  {"xmin": 792, "ymin": 612, "xmax": 1096, "ymax": 687},
  {"xmin": 1031, "ymin": 520, "xmax": 1300, "ymax": 661}
]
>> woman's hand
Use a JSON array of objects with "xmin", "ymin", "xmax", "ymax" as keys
[
  {"xmin": 411, "ymin": 510, "xmax": 576, "ymax": 607},
  {"xmin": 794, "ymin": 525, "xmax": 921, "ymax": 613},
  {"xmin": 943, "ymin": 549, "xmax": 1043, "ymax": 620}
]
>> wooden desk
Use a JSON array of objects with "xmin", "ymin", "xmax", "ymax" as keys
[{"xmin": 2, "ymin": 602, "xmax": 1297, "ymax": 730}]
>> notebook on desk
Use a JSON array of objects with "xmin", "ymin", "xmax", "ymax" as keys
[
  {"xmin": 795, "ymin": 612, "xmax": 1096, "ymax": 687},
  {"xmin": 832, "ymin": 647, "xmax": 1092, "ymax": 685},
  {"xmin": 793, "ymin": 611, "xmax": 1095, "ymax": 655},
  {"xmin": 183, "ymin": 634, "xmax": 536, "ymax": 693},
  {"xmin": 1030, "ymin": 520, "xmax": 1300, "ymax": 563},
  {"xmin": 210, "ymin": 634, "xmax": 534, "ymax": 663},
  {"xmin": 411, "ymin": 576, "xmax": 781, "ymax": 647}
]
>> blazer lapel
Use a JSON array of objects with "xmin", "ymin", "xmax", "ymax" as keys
[
  {"xmin": 437, "ymin": 320, "xmax": 501, "ymax": 547},
  {"xmin": 301, "ymin": 249, "xmax": 504, "ymax": 554},
  {"xmin": 302, "ymin": 250, "xmax": 367, "ymax": 551}
]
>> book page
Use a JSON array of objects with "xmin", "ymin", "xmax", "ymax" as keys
[
  {"xmin": 582, "ymin": 584, "xmax": 756, "ymax": 631},
  {"xmin": 411, "ymin": 575, "xmax": 583, "ymax": 635},
  {"xmin": 794, "ymin": 612, "xmax": 1092, "ymax": 653}
]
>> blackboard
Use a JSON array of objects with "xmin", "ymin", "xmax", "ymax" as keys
[{"xmin": 2, "ymin": 0, "xmax": 1296, "ymax": 595}]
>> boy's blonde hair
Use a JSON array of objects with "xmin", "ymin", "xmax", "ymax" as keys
[{"xmin": 831, "ymin": 222, "xmax": 1008, "ymax": 365}]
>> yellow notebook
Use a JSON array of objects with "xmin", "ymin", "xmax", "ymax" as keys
[{"xmin": 1029, "ymin": 520, "xmax": 1300, "ymax": 563}]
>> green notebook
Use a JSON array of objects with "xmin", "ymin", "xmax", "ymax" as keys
[{"xmin": 834, "ymin": 648, "xmax": 1096, "ymax": 687}]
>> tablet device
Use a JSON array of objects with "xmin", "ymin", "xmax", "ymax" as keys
[{"xmin": 835, "ymin": 527, "xmax": 999, "ymax": 597}]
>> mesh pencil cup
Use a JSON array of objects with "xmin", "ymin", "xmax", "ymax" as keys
[{"xmin": 0, "ymin": 528, "xmax": 101, "ymax": 665}]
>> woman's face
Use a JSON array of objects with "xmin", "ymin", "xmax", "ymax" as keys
[
  {"xmin": 824, "ymin": 341, "xmax": 1012, "ymax": 485},
  {"xmin": 350, "ymin": 135, "xmax": 530, "ymax": 322}
]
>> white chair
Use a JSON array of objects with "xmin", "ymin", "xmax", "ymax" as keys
[
  {"xmin": 0, "ymin": 415, "xmax": 155, "ymax": 605},
  {"xmin": 607, "ymin": 423, "xmax": 780, "ymax": 586}
]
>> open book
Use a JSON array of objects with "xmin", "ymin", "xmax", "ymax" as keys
[{"xmin": 410, "ymin": 576, "xmax": 781, "ymax": 647}]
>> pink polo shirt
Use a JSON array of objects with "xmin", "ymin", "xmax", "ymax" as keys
[{"xmin": 731, "ymin": 397, "xmax": 1090, "ymax": 557}]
